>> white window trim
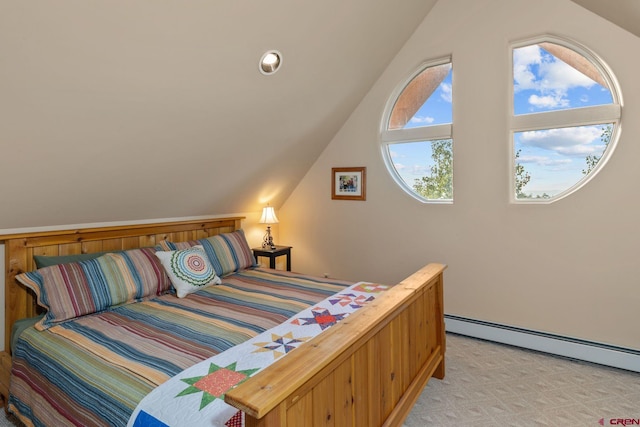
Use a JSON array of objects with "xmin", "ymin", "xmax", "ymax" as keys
[
  {"xmin": 511, "ymin": 105, "xmax": 620, "ymax": 132},
  {"xmin": 381, "ymin": 124, "xmax": 452, "ymax": 144},
  {"xmin": 509, "ymin": 35, "xmax": 622, "ymax": 204}
]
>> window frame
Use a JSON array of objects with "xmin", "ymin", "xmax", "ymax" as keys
[
  {"xmin": 380, "ymin": 56, "xmax": 453, "ymax": 204},
  {"xmin": 509, "ymin": 35, "xmax": 622, "ymax": 204}
]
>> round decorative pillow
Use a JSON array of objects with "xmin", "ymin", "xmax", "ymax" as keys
[{"xmin": 155, "ymin": 245, "xmax": 221, "ymax": 297}]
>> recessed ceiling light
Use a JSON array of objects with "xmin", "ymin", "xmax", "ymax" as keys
[{"xmin": 259, "ymin": 50, "xmax": 282, "ymax": 75}]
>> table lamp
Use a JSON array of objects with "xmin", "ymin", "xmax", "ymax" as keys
[{"xmin": 259, "ymin": 205, "xmax": 279, "ymax": 249}]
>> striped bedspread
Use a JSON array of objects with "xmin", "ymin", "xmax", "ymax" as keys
[{"xmin": 8, "ymin": 268, "xmax": 354, "ymax": 427}]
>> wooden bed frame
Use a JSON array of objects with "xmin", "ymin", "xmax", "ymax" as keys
[{"xmin": 0, "ymin": 217, "xmax": 446, "ymax": 426}]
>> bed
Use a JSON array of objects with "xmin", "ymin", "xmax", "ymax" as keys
[{"xmin": 0, "ymin": 217, "xmax": 446, "ymax": 426}]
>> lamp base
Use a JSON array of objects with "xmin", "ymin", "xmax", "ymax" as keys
[{"xmin": 262, "ymin": 226, "xmax": 276, "ymax": 250}]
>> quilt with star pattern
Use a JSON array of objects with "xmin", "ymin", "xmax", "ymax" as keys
[{"xmin": 127, "ymin": 281, "xmax": 389, "ymax": 427}]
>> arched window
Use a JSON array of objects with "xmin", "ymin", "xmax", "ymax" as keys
[
  {"xmin": 381, "ymin": 58, "xmax": 453, "ymax": 202},
  {"xmin": 511, "ymin": 36, "xmax": 621, "ymax": 202}
]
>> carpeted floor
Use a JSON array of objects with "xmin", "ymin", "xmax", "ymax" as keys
[
  {"xmin": 404, "ymin": 333, "xmax": 640, "ymax": 426},
  {"xmin": 1, "ymin": 333, "xmax": 638, "ymax": 426}
]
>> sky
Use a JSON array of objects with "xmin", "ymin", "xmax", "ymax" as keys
[{"xmin": 388, "ymin": 43, "xmax": 614, "ymax": 199}]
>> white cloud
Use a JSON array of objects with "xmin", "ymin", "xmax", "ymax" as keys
[
  {"xmin": 440, "ymin": 83, "xmax": 452, "ymax": 103},
  {"xmin": 409, "ymin": 116, "xmax": 435, "ymax": 125},
  {"xmin": 539, "ymin": 58, "xmax": 595, "ymax": 92},
  {"xmin": 406, "ymin": 164, "xmax": 430, "ymax": 176},
  {"xmin": 520, "ymin": 126, "xmax": 603, "ymax": 156},
  {"xmin": 389, "ymin": 149, "xmax": 401, "ymax": 159},
  {"xmin": 556, "ymin": 144, "xmax": 606, "ymax": 156},
  {"xmin": 513, "ymin": 44, "xmax": 597, "ymax": 110},
  {"xmin": 393, "ymin": 162, "xmax": 431, "ymax": 185},
  {"xmin": 518, "ymin": 155, "xmax": 572, "ymax": 167},
  {"xmin": 513, "ymin": 45, "xmax": 542, "ymax": 91},
  {"xmin": 528, "ymin": 94, "xmax": 569, "ymax": 109}
]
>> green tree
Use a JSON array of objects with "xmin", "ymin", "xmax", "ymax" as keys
[
  {"xmin": 515, "ymin": 149, "xmax": 531, "ymax": 199},
  {"xmin": 413, "ymin": 139, "xmax": 453, "ymax": 199},
  {"xmin": 582, "ymin": 124, "xmax": 612, "ymax": 175}
]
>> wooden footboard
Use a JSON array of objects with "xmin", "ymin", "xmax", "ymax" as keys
[{"xmin": 225, "ymin": 263, "xmax": 446, "ymax": 427}]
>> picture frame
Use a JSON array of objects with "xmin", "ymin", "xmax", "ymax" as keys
[{"xmin": 331, "ymin": 167, "xmax": 366, "ymax": 201}]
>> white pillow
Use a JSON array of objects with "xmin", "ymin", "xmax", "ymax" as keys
[{"xmin": 155, "ymin": 245, "xmax": 221, "ymax": 298}]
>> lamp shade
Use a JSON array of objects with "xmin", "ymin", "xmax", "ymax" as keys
[{"xmin": 259, "ymin": 206, "xmax": 279, "ymax": 224}]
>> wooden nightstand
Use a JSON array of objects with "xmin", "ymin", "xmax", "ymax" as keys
[
  {"xmin": 0, "ymin": 351, "xmax": 11, "ymax": 406},
  {"xmin": 252, "ymin": 246, "xmax": 292, "ymax": 271}
]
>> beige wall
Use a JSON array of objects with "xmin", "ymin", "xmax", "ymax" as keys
[{"xmin": 280, "ymin": 0, "xmax": 640, "ymax": 349}]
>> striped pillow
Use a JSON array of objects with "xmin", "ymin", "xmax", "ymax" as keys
[
  {"xmin": 156, "ymin": 229, "xmax": 257, "ymax": 277},
  {"xmin": 16, "ymin": 248, "xmax": 171, "ymax": 330}
]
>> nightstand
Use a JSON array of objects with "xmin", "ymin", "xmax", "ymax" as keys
[{"xmin": 252, "ymin": 245, "xmax": 292, "ymax": 271}]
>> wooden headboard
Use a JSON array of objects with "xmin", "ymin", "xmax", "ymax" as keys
[{"xmin": 0, "ymin": 217, "xmax": 244, "ymax": 352}]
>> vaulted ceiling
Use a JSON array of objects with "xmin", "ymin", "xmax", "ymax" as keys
[
  {"xmin": 570, "ymin": 0, "xmax": 640, "ymax": 39},
  {"xmin": 0, "ymin": 0, "xmax": 638, "ymax": 230},
  {"xmin": 0, "ymin": 1, "xmax": 439, "ymax": 230}
]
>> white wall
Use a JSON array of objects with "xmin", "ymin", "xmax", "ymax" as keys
[{"xmin": 280, "ymin": 0, "xmax": 640, "ymax": 349}]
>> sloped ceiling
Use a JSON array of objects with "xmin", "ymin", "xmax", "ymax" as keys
[
  {"xmin": 570, "ymin": 0, "xmax": 640, "ymax": 38},
  {"xmin": 2, "ymin": 0, "xmax": 637, "ymax": 231},
  {"xmin": 0, "ymin": 1, "xmax": 437, "ymax": 230}
]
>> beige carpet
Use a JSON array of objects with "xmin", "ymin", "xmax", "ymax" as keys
[
  {"xmin": 404, "ymin": 333, "xmax": 640, "ymax": 426},
  {"xmin": 1, "ymin": 333, "xmax": 638, "ymax": 426}
]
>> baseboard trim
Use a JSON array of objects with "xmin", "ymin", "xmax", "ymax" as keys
[{"xmin": 445, "ymin": 315, "xmax": 640, "ymax": 373}]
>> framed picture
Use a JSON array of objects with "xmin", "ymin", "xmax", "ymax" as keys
[{"xmin": 331, "ymin": 167, "xmax": 366, "ymax": 201}]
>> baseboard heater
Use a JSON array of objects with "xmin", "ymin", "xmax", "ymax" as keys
[{"xmin": 445, "ymin": 314, "xmax": 640, "ymax": 373}]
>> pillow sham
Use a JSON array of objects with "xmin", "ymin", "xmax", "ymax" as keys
[
  {"xmin": 154, "ymin": 245, "xmax": 221, "ymax": 298},
  {"xmin": 34, "ymin": 252, "xmax": 106, "ymax": 268},
  {"xmin": 15, "ymin": 247, "xmax": 171, "ymax": 330},
  {"xmin": 156, "ymin": 229, "xmax": 257, "ymax": 277}
]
